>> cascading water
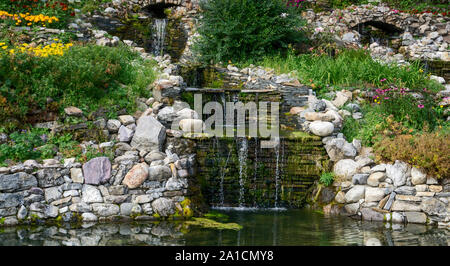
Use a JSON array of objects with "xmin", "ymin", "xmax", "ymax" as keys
[
  {"xmin": 273, "ymin": 137, "xmax": 281, "ymax": 208},
  {"xmin": 152, "ymin": 18, "xmax": 167, "ymax": 56},
  {"xmin": 238, "ymin": 137, "xmax": 248, "ymax": 207}
]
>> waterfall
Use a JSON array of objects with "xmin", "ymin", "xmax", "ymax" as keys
[
  {"xmin": 274, "ymin": 137, "xmax": 281, "ymax": 208},
  {"xmin": 238, "ymin": 137, "xmax": 248, "ymax": 207},
  {"xmin": 219, "ymin": 148, "xmax": 232, "ymax": 207},
  {"xmin": 152, "ymin": 18, "xmax": 167, "ymax": 56},
  {"xmin": 253, "ymin": 137, "xmax": 258, "ymax": 207}
]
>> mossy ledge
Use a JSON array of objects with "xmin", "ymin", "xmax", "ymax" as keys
[{"xmin": 184, "ymin": 218, "xmax": 243, "ymax": 231}]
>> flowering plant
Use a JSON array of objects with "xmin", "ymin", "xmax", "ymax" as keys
[
  {"xmin": 0, "ymin": 0, "xmax": 77, "ymax": 28},
  {"xmin": 371, "ymin": 81, "xmax": 443, "ymax": 131}
]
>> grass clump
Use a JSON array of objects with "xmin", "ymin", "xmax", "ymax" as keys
[{"xmin": 319, "ymin": 172, "xmax": 335, "ymax": 186}]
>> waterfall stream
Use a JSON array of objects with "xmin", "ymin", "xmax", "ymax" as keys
[
  {"xmin": 152, "ymin": 18, "xmax": 167, "ymax": 56},
  {"xmin": 274, "ymin": 137, "xmax": 281, "ymax": 208},
  {"xmin": 238, "ymin": 137, "xmax": 248, "ymax": 207}
]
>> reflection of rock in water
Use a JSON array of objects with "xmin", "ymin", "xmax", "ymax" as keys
[{"xmin": 0, "ymin": 222, "xmax": 186, "ymax": 246}]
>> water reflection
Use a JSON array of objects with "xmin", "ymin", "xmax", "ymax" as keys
[{"xmin": 0, "ymin": 210, "xmax": 448, "ymax": 246}]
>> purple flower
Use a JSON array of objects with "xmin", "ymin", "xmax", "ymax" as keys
[{"xmin": 417, "ymin": 104, "xmax": 424, "ymax": 109}]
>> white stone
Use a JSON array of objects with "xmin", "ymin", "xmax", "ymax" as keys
[{"xmin": 309, "ymin": 121, "xmax": 334, "ymax": 137}]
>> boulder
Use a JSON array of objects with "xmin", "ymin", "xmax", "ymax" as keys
[
  {"xmin": 106, "ymin": 119, "xmax": 121, "ymax": 132},
  {"xmin": 386, "ymin": 161, "xmax": 408, "ymax": 187},
  {"xmin": 64, "ymin": 106, "xmax": 83, "ymax": 116},
  {"xmin": 70, "ymin": 168, "xmax": 84, "ymax": 183},
  {"xmin": 365, "ymin": 187, "xmax": 387, "ymax": 202},
  {"xmin": 335, "ymin": 191, "xmax": 346, "ymax": 203},
  {"xmin": 360, "ymin": 207, "xmax": 384, "ymax": 221},
  {"xmin": 122, "ymin": 162, "xmax": 149, "ymax": 189},
  {"xmin": 118, "ymin": 115, "xmax": 135, "ymax": 126},
  {"xmin": 332, "ymin": 90, "xmax": 352, "ymax": 107},
  {"xmin": 345, "ymin": 185, "xmax": 365, "ymax": 203},
  {"xmin": 44, "ymin": 187, "xmax": 62, "ymax": 203},
  {"xmin": 0, "ymin": 172, "xmax": 37, "ymax": 192},
  {"xmin": 344, "ymin": 202, "xmax": 360, "ymax": 215},
  {"xmin": 179, "ymin": 119, "xmax": 204, "ymax": 133},
  {"xmin": 131, "ymin": 115, "xmax": 166, "ymax": 152},
  {"xmin": 404, "ymin": 212, "xmax": 427, "ymax": 224},
  {"xmin": 82, "ymin": 157, "xmax": 111, "ymax": 185},
  {"xmin": 151, "ymin": 198, "xmax": 175, "ymax": 217},
  {"xmin": 367, "ymin": 172, "xmax": 386, "ymax": 187},
  {"xmin": 411, "ymin": 167, "xmax": 427, "ymax": 185},
  {"xmin": 81, "ymin": 185, "xmax": 103, "ymax": 203},
  {"xmin": 148, "ymin": 165, "xmax": 173, "ymax": 181},
  {"xmin": 118, "ymin": 125, "xmax": 134, "ymax": 142},
  {"xmin": 333, "ymin": 159, "xmax": 359, "ymax": 180},
  {"xmin": 325, "ymin": 138, "xmax": 357, "ymax": 161},
  {"xmin": 309, "ymin": 121, "xmax": 334, "ymax": 137},
  {"xmin": 82, "ymin": 212, "xmax": 98, "ymax": 222},
  {"xmin": 352, "ymin": 174, "xmax": 369, "ymax": 185},
  {"xmin": 91, "ymin": 203, "xmax": 120, "ymax": 217},
  {"xmin": 391, "ymin": 200, "xmax": 421, "ymax": 212},
  {"xmin": 420, "ymin": 198, "xmax": 446, "ymax": 216}
]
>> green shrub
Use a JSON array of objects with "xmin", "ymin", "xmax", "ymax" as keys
[
  {"xmin": 0, "ymin": 44, "xmax": 157, "ymax": 127},
  {"xmin": 0, "ymin": 128, "xmax": 80, "ymax": 165},
  {"xmin": 319, "ymin": 172, "xmax": 334, "ymax": 186},
  {"xmin": 193, "ymin": 0, "xmax": 307, "ymax": 64},
  {"xmin": 373, "ymin": 130, "xmax": 450, "ymax": 179}
]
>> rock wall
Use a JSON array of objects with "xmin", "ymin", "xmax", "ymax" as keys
[{"xmin": 305, "ymin": 3, "xmax": 450, "ymax": 62}]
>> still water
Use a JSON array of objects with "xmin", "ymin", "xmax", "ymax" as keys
[{"xmin": 0, "ymin": 209, "xmax": 448, "ymax": 246}]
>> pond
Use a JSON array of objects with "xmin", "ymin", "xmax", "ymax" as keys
[{"xmin": 0, "ymin": 209, "xmax": 448, "ymax": 246}]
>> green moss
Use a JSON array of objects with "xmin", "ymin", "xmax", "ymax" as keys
[
  {"xmin": 153, "ymin": 213, "xmax": 161, "ymax": 219},
  {"xmin": 185, "ymin": 218, "xmax": 243, "ymax": 231},
  {"xmin": 0, "ymin": 217, "xmax": 5, "ymax": 225}
]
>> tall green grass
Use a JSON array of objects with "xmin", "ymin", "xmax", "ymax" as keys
[{"xmin": 239, "ymin": 49, "xmax": 443, "ymax": 95}]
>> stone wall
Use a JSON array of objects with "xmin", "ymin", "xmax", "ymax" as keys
[{"xmin": 304, "ymin": 3, "xmax": 449, "ymax": 62}]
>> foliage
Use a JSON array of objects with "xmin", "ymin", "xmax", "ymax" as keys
[
  {"xmin": 319, "ymin": 172, "xmax": 334, "ymax": 186},
  {"xmin": 373, "ymin": 129, "xmax": 450, "ymax": 179},
  {"xmin": 77, "ymin": 145, "xmax": 114, "ymax": 164},
  {"xmin": 193, "ymin": 0, "xmax": 307, "ymax": 64},
  {"xmin": 0, "ymin": 44, "xmax": 157, "ymax": 127},
  {"xmin": 0, "ymin": 128, "xmax": 80, "ymax": 165},
  {"xmin": 0, "ymin": 0, "xmax": 78, "ymax": 28},
  {"xmin": 240, "ymin": 49, "xmax": 443, "ymax": 96}
]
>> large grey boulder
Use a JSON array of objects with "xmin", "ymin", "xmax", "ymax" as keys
[
  {"xmin": 411, "ymin": 167, "xmax": 427, "ymax": 185},
  {"xmin": 0, "ymin": 172, "xmax": 37, "ymax": 192},
  {"xmin": 118, "ymin": 125, "xmax": 134, "ymax": 142},
  {"xmin": 345, "ymin": 185, "xmax": 366, "ymax": 203},
  {"xmin": 151, "ymin": 198, "xmax": 175, "ymax": 217},
  {"xmin": 82, "ymin": 157, "xmax": 111, "ymax": 185},
  {"xmin": 325, "ymin": 138, "xmax": 357, "ymax": 161},
  {"xmin": 0, "ymin": 192, "xmax": 23, "ymax": 208},
  {"xmin": 44, "ymin": 186, "xmax": 62, "ymax": 203},
  {"xmin": 81, "ymin": 185, "xmax": 103, "ymax": 203},
  {"xmin": 131, "ymin": 115, "xmax": 166, "ymax": 152},
  {"xmin": 333, "ymin": 159, "xmax": 359, "ymax": 180},
  {"xmin": 91, "ymin": 203, "xmax": 120, "ymax": 217},
  {"xmin": 386, "ymin": 161, "xmax": 408, "ymax": 187},
  {"xmin": 148, "ymin": 165, "xmax": 172, "ymax": 181},
  {"xmin": 365, "ymin": 187, "xmax": 387, "ymax": 202},
  {"xmin": 360, "ymin": 207, "xmax": 384, "ymax": 222}
]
